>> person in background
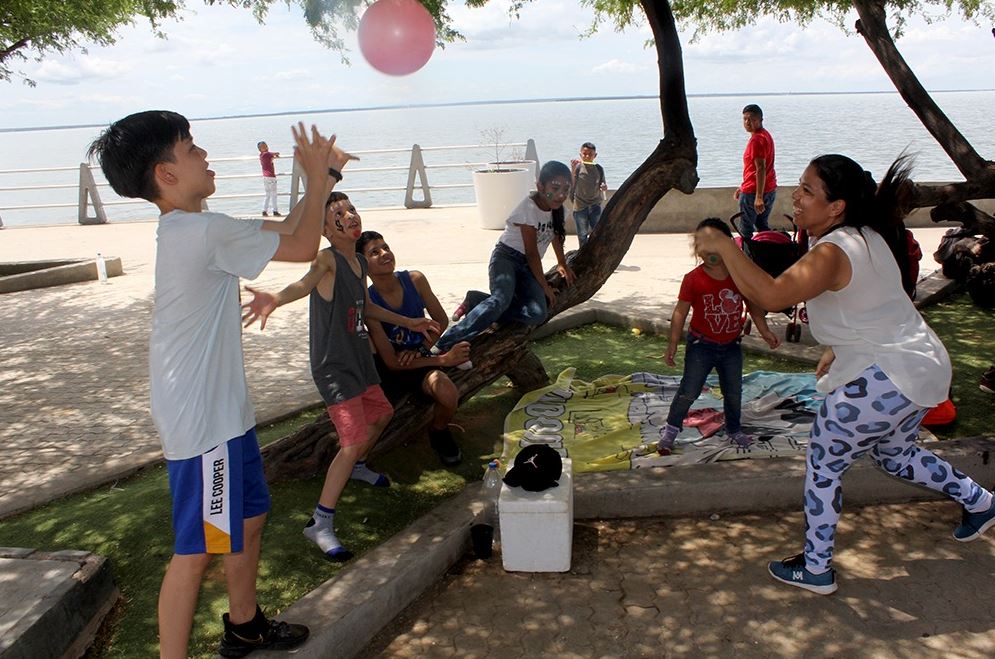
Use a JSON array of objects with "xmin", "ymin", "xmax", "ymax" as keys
[
  {"xmin": 258, "ymin": 140, "xmax": 281, "ymax": 217},
  {"xmin": 735, "ymin": 104, "xmax": 777, "ymax": 240},
  {"xmin": 569, "ymin": 142, "xmax": 608, "ymax": 247},
  {"xmin": 697, "ymin": 153, "xmax": 995, "ymax": 596}
]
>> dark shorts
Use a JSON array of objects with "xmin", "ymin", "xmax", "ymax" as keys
[{"xmin": 373, "ymin": 353, "xmax": 433, "ymax": 405}]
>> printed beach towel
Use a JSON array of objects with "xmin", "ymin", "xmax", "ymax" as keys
[{"xmin": 502, "ymin": 369, "xmax": 828, "ymax": 472}]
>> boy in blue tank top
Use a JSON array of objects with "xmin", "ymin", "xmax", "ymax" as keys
[
  {"xmin": 242, "ymin": 192, "xmax": 439, "ymax": 561},
  {"xmin": 357, "ymin": 230, "xmax": 471, "ymax": 466}
]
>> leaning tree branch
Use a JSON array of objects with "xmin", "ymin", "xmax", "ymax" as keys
[
  {"xmin": 852, "ymin": 0, "xmax": 992, "ymax": 179},
  {"xmin": 263, "ymin": 0, "xmax": 701, "ymax": 480},
  {"xmin": 0, "ymin": 38, "xmax": 31, "ymax": 64}
]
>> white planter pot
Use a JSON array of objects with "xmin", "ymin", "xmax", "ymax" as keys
[
  {"xmin": 489, "ymin": 160, "xmax": 537, "ymax": 184},
  {"xmin": 472, "ymin": 168, "xmax": 533, "ymax": 230}
]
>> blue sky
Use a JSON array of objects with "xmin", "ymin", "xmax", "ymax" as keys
[{"xmin": 1, "ymin": 1, "xmax": 992, "ymax": 129}]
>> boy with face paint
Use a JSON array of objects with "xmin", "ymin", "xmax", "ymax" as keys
[{"xmin": 242, "ymin": 191, "xmax": 440, "ymax": 560}]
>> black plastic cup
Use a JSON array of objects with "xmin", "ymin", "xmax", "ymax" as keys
[{"xmin": 470, "ymin": 523, "xmax": 494, "ymax": 559}]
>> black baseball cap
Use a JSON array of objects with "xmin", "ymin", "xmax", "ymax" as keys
[{"xmin": 502, "ymin": 444, "xmax": 563, "ymax": 492}]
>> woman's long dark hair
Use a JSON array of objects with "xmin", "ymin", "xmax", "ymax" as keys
[
  {"xmin": 808, "ymin": 153, "xmax": 917, "ymax": 297},
  {"xmin": 537, "ymin": 160, "xmax": 570, "ymax": 241}
]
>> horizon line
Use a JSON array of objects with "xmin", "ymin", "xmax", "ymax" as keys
[{"xmin": 3, "ymin": 88, "xmax": 993, "ymax": 134}]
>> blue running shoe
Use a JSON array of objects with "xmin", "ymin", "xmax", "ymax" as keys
[
  {"xmin": 729, "ymin": 431, "xmax": 752, "ymax": 449},
  {"xmin": 767, "ymin": 553, "xmax": 837, "ymax": 595},
  {"xmin": 657, "ymin": 424, "xmax": 679, "ymax": 456},
  {"xmin": 953, "ymin": 498, "xmax": 995, "ymax": 542}
]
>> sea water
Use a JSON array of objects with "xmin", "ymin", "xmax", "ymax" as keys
[{"xmin": 1, "ymin": 91, "xmax": 992, "ymax": 227}]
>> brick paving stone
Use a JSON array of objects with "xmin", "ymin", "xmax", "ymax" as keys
[{"xmin": 365, "ymin": 501, "xmax": 995, "ymax": 658}]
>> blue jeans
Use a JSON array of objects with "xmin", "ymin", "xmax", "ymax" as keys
[
  {"xmin": 737, "ymin": 190, "xmax": 776, "ymax": 239},
  {"xmin": 436, "ymin": 243, "xmax": 547, "ymax": 351},
  {"xmin": 666, "ymin": 333, "xmax": 743, "ymax": 434},
  {"xmin": 573, "ymin": 204, "xmax": 602, "ymax": 247}
]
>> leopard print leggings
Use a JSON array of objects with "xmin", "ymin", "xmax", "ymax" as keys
[{"xmin": 803, "ymin": 364, "xmax": 993, "ymax": 571}]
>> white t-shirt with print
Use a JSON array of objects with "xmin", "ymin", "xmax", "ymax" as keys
[
  {"xmin": 150, "ymin": 210, "xmax": 279, "ymax": 460},
  {"xmin": 498, "ymin": 195, "xmax": 555, "ymax": 258}
]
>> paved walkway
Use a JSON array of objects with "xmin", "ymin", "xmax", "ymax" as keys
[
  {"xmin": 0, "ymin": 210, "xmax": 949, "ymax": 518},
  {"xmin": 362, "ymin": 499, "xmax": 995, "ymax": 658}
]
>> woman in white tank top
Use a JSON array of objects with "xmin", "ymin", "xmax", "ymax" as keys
[{"xmin": 697, "ymin": 154, "xmax": 995, "ymax": 595}]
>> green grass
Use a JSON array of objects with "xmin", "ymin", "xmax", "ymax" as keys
[
  {"xmin": 1, "ymin": 297, "xmax": 991, "ymax": 656},
  {"xmin": 920, "ymin": 294, "xmax": 995, "ymax": 439}
]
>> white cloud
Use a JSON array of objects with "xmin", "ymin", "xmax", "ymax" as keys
[
  {"xmin": 32, "ymin": 56, "xmax": 133, "ymax": 85},
  {"xmin": 592, "ymin": 59, "xmax": 646, "ymax": 75}
]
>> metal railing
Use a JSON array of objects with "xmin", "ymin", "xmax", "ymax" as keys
[{"xmin": 0, "ymin": 139, "xmax": 539, "ymax": 228}]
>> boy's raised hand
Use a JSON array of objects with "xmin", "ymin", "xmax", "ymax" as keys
[
  {"xmin": 291, "ymin": 122, "xmax": 332, "ymax": 179},
  {"xmin": 327, "ymin": 134, "xmax": 359, "ymax": 173},
  {"xmin": 241, "ymin": 286, "xmax": 279, "ymax": 330}
]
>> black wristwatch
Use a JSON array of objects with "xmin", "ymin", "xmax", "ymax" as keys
[{"xmin": 328, "ymin": 167, "xmax": 343, "ymax": 182}]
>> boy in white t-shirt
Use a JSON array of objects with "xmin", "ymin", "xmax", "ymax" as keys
[{"xmin": 88, "ymin": 111, "xmax": 354, "ymax": 659}]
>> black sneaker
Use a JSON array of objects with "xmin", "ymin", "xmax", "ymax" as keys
[
  {"xmin": 272, "ymin": 211, "xmax": 282, "ymax": 217},
  {"xmin": 261, "ymin": 211, "xmax": 270, "ymax": 217},
  {"xmin": 218, "ymin": 607, "xmax": 309, "ymax": 658},
  {"xmin": 429, "ymin": 428, "xmax": 462, "ymax": 466}
]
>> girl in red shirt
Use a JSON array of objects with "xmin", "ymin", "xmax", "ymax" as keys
[{"xmin": 658, "ymin": 218, "xmax": 780, "ymax": 455}]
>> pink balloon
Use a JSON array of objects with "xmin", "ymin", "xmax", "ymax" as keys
[{"xmin": 358, "ymin": 0, "xmax": 437, "ymax": 76}]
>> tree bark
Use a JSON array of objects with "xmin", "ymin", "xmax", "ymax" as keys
[
  {"xmin": 262, "ymin": 0, "xmax": 699, "ymax": 480},
  {"xmin": 851, "ymin": 0, "xmax": 995, "ymax": 206}
]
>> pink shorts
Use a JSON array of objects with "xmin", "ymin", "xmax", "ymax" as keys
[{"xmin": 326, "ymin": 385, "xmax": 393, "ymax": 447}]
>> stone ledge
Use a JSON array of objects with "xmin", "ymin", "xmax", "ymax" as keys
[
  {"xmin": 0, "ymin": 549, "xmax": 119, "ymax": 659},
  {"xmin": 0, "ymin": 257, "xmax": 123, "ymax": 294}
]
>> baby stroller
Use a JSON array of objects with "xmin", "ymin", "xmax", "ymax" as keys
[{"xmin": 730, "ymin": 213, "xmax": 808, "ymax": 343}]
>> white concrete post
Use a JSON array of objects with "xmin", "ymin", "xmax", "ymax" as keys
[
  {"xmin": 404, "ymin": 144, "xmax": 432, "ymax": 209},
  {"xmin": 78, "ymin": 164, "xmax": 108, "ymax": 225},
  {"xmin": 525, "ymin": 138, "xmax": 540, "ymax": 169},
  {"xmin": 289, "ymin": 154, "xmax": 305, "ymax": 211}
]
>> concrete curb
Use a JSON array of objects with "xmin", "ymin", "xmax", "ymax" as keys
[
  {"xmin": 262, "ymin": 435, "xmax": 995, "ymax": 659},
  {"xmin": 255, "ymin": 484, "xmax": 482, "ymax": 659},
  {"xmin": 0, "ymin": 548, "xmax": 119, "ymax": 659},
  {"xmin": 0, "ymin": 257, "xmax": 123, "ymax": 294},
  {"xmin": 575, "ymin": 435, "xmax": 995, "ymax": 519}
]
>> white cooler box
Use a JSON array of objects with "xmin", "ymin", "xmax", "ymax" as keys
[{"xmin": 499, "ymin": 458, "xmax": 573, "ymax": 572}]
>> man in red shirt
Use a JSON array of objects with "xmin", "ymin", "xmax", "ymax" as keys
[
  {"xmin": 257, "ymin": 140, "xmax": 282, "ymax": 217},
  {"xmin": 734, "ymin": 104, "xmax": 777, "ymax": 239}
]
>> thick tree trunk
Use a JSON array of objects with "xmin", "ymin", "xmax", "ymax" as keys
[
  {"xmin": 262, "ymin": 0, "xmax": 699, "ymax": 481},
  {"xmin": 852, "ymin": 0, "xmax": 995, "ymax": 206}
]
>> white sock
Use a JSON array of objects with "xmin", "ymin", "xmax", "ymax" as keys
[
  {"xmin": 303, "ymin": 505, "xmax": 352, "ymax": 561},
  {"xmin": 350, "ymin": 461, "xmax": 390, "ymax": 487}
]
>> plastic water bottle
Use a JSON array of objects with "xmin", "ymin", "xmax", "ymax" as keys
[
  {"xmin": 482, "ymin": 460, "xmax": 501, "ymax": 530},
  {"xmin": 95, "ymin": 253, "xmax": 108, "ymax": 284},
  {"xmin": 472, "ymin": 460, "xmax": 501, "ymax": 559}
]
